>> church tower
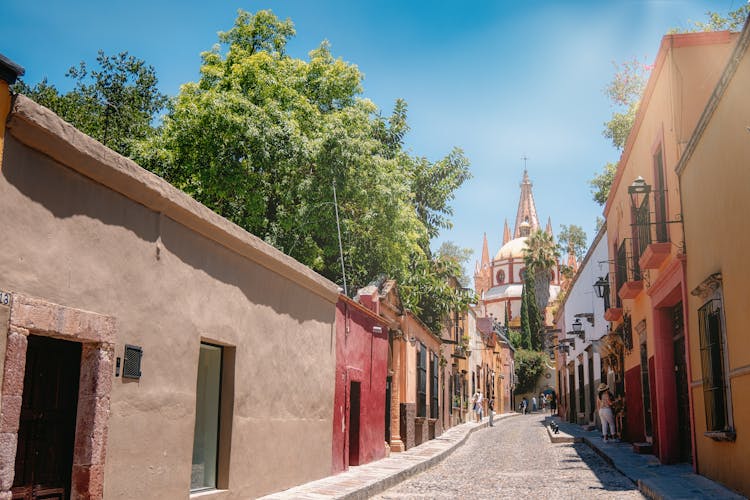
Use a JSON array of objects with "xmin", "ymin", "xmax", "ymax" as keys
[
  {"xmin": 475, "ymin": 169, "xmax": 560, "ymax": 328},
  {"xmin": 513, "ymin": 170, "xmax": 540, "ymax": 238}
]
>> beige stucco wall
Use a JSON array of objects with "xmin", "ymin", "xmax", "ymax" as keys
[
  {"xmin": 0, "ymin": 96, "xmax": 339, "ymax": 499},
  {"xmin": 605, "ymin": 34, "xmax": 736, "ymax": 376},
  {"xmin": 678, "ymin": 29, "xmax": 750, "ymax": 496}
]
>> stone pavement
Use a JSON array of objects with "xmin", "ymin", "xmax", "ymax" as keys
[
  {"xmin": 259, "ymin": 413, "xmax": 517, "ymax": 500},
  {"xmin": 546, "ymin": 416, "xmax": 746, "ymax": 500}
]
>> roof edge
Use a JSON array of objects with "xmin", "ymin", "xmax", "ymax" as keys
[
  {"xmin": 7, "ymin": 94, "xmax": 340, "ymax": 303},
  {"xmin": 677, "ymin": 17, "xmax": 750, "ymax": 176},
  {"xmin": 0, "ymin": 53, "xmax": 25, "ymax": 84}
]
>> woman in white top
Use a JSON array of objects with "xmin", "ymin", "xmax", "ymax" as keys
[
  {"xmin": 597, "ymin": 383, "xmax": 616, "ymax": 442},
  {"xmin": 472, "ymin": 391, "xmax": 483, "ymax": 422}
]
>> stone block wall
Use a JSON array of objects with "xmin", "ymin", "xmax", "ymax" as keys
[{"xmin": 399, "ymin": 403, "xmax": 415, "ymax": 450}]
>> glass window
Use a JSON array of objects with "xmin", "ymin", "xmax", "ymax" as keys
[{"xmin": 191, "ymin": 343, "xmax": 222, "ymax": 491}]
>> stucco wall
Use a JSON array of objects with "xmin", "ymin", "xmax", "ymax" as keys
[
  {"xmin": 332, "ymin": 298, "xmax": 388, "ymax": 473},
  {"xmin": 1, "ymin": 96, "xmax": 339, "ymax": 498},
  {"xmin": 678, "ymin": 27, "xmax": 750, "ymax": 496}
]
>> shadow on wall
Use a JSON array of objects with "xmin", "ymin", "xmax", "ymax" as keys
[{"xmin": 1, "ymin": 135, "xmax": 334, "ymax": 329}]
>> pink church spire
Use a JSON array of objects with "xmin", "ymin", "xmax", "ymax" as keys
[
  {"xmin": 513, "ymin": 169, "xmax": 540, "ymax": 238},
  {"xmin": 502, "ymin": 219, "xmax": 511, "ymax": 245}
]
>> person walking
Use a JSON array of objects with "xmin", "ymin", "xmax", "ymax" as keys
[
  {"xmin": 472, "ymin": 390, "xmax": 484, "ymax": 423},
  {"xmin": 597, "ymin": 383, "xmax": 617, "ymax": 442},
  {"xmin": 488, "ymin": 397, "xmax": 495, "ymax": 426},
  {"xmin": 532, "ymin": 396, "xmax": 538, "ymax": 413},
  {"xmin": 520, "ymin": 397, "xmax": 528, "ymax": 415},
  {"xmin": 549, "ymin": 391, "xmax": 557, "ymax": 416}
]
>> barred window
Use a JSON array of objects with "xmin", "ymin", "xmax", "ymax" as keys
[
  {"xmin": 698, "ymin": 299, "xmax": 730, "ymax": 432},
  {"xmin": 430, "ymin": 353, "xmax": 439, "ymax": 419},
  {"xmin": 417, "ymin": 343, "xmax": 427, "ymax": 417}
]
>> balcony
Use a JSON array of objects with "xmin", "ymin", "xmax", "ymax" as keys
[
  {"xmin": 632, "ymin": 192, "xmax": 672, "ymax": 270},
  {"xmin": 616, "ymin": 239, "xmax": 643, "ymax": 300}
]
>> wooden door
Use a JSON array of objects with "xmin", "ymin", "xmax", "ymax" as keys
[{"xmin": 12, "ymin": 336, "xmax": 81, "ymax": 500}]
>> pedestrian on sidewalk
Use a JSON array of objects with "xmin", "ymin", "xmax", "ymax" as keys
[
  {"xmin": 597, "ymin": 383, "xmax": 616, "ymax": 442},
  {"xmin": 549, "ymin": 391, "xmax": 557, "ymax": 416},
  {"xmin": 532, "ymin": 396, "xmax": 538, "ymax": 412},
  {"xmin": 472, "ymin": 390, "xmax": 483, "ymax": 423},
  {"xmin": 520, "ymin": 397, "xmax": 528, "ymax": 415},
  {"xmin": 488, "ymin": 397, "xmax": 495, "ymax": 426}
]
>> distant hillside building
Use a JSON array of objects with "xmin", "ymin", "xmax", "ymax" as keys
[{"xmin": 473, "ymin": 170, "xmax": 561, "ymax": 328}]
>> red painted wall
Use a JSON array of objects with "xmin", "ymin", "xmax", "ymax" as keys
[
  {"xmin": 624, "ymin": 366, "xmax": 644, "ymax": 443},
  {"xmin": 332, "ymin": 297, "xmax": 388, "ymax": 473}
]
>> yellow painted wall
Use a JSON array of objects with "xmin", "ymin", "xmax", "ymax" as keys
[{"xmin": 679, "ymin": 30, "xmax": 750, "ymax": 497}]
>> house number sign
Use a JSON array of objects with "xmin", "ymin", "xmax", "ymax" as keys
[{"xmin": 0, "ymin": 290, "xmax": 11, "ymax": 307}]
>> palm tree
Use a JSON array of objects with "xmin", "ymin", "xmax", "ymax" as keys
[{"xmin": 523, "ymin": 229, "xmax": 560, "ymax": 319}]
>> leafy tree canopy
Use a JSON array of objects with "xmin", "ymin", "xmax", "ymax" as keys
[
  {"xmin": 133, "ymin": 10, "xmax": 471, "ymax": 322},
  {"xmin": 14, "ymin": 50, "xmax": 167, "ymax": 158},
  {"xmin": 514, "ymin": 348, "xmax": 548, "ymax": 394},
  {"xmin": 435, "ymin": 241, "xmax": 473, "ymax": 287},
  {"xmin": 521, "ymin": 229, "xmax": 559, "ymax": 351},
  {"xmin": 558, "ymin": 224, "xmax": 587, "ymax": 261},
  {"xmin": 590, "ymin": 162, "xmax": 618, "ymax": 207},
  {"xmin": 670, "ymin": 5, "xmax": 750, "ymax": 33}
]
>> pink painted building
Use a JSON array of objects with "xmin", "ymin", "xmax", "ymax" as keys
[{"xmin": 331, "ymin": 295, "xmax": 389, "ymax": 473}]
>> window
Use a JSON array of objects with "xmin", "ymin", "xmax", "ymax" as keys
[
  {"xmin": 496, "ymin": 270, "xmax": 505, "ymax": 284},
  {"xmin": 192, "ymin": 343, "xmax": 222, "ymax": 491},
  {"xmin": 653, "ymin": 147, "xmax": 668, "ymax": 243},
  {"xmin": 417, "ymin": 343, "xmax": 427, "ymax": 418},
  {"xmin": 698, "ymin": 298, "xmax": 732, "ymax": 435},
  {"xmin": 430, "ymin": 353, "xmax": 439, "ymax": 419}
]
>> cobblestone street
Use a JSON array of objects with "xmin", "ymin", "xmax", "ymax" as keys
[{"xmin": 373, "ymin": 413, "xmax": 644, "ymax": 499}]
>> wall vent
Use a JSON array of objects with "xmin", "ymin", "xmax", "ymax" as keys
[{"xmin": 123, "ymin": 344, "xmax": 143, "ymax": 379}]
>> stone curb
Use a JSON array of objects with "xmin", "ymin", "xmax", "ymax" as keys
[
  {"xmin": 546, "ymin": 418, "xmax": 745, "ymax": 500},
  {"xmin": 545, "ymin": 424, "xmax": 579, "ymax": 444}
]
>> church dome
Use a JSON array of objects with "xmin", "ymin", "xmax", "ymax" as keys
[{"xmin": 494, "ymin": 236, "xmax": 528, "ymax": 261}]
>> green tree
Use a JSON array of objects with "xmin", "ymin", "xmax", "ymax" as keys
[
  {"xmin": 590, "ymin": 162, "xmax": 617, "ymax": 206},
  {"xmin": 523, "ymin": 229, "xmax": 559, "ymax": 314},
  {"xmin": 435, "ymin": 240, "xmax": 473, "ymax": 286},
  {"xmin": 14, "ymin": 51, "xmax": 167, "ymax": 158},
  {"xmin": 558, "ymin": 224, "xmax": 587, "ymax": 261},
  {"xmin": 671, "ymin": 5, "xmax": 750, "ymax": 33},
  {"xmin": 514, "ymin": 349, "xmax": 548, "ymax": 394},
  {"xmin": 522, "ymin": 229, "xmax": 559, "ymax": 350},
  {"xmin": 399, "ymin": 255, "xmax": 475, "ymax": 333},
  {"xmin": 134, "ymin": 10, "xmax": 470, "ymax": 307}
]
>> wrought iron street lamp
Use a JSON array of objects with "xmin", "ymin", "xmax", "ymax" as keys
[
  {"xmin": 628, "ymin": 176, "xmax": 651, "ymax": 209},
  {"xmin": 572, "ymin": 318, "xmax": 585, "ymax": 340},
  {"xmin": 594, "ymin": 276, "xmax": 609, "ymax": 299}
]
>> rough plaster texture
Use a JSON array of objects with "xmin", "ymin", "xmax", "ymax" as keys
[
  {"xmin": 399, "ymin": 403, "xmax": 415, "ymax": 450},
  {"xmin": 332, "ymin": 297, "xmax": 388, "ymax": 474},
  {"xmin": 678, "ymin": 24, "xmax": 750, "ymax": 497},
  {"xmin": 1, "ymin": 96, "xmax": 339, "ymax": 498}
]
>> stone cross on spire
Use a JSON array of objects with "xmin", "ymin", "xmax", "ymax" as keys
[{"xmin": 513, "ymin": 169, "xmax": 540, "ymax": 238}]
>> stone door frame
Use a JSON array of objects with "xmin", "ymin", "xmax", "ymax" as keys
[{"xmin": 1, "ymin": 293, "xmax": 115, "ymax": 500}]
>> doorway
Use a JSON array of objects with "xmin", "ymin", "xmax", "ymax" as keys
[
  {"xmin": 348, "ymin": 382, "xmax": 361, "ymax": 466},
  {"xmin": 13, "ymin": 335, "xmax": 82, "ymax": 500},
  {"xmin": 672, "ymin": 302, "xmax": 692, "ymax": 463}
]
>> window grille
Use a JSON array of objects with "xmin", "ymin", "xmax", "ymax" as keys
[
  {"xmin": 698, "ymin": 299, "xmax": 729, "ymax": 432},
  {"xmin": 430, "ymin": 353, "xmax": 439, "ymax": 419},
  {"xmin": 123, "ymin": 344, "xmax": 143, "ymax": 379},
  {"xmin": 417, "ymin": 343, "xmax": 427, "ymax": 417}
]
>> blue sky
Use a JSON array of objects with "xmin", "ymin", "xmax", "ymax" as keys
[{"xmin": 1, "ymin": 0, "xmax": 741, "ymax": 279}]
